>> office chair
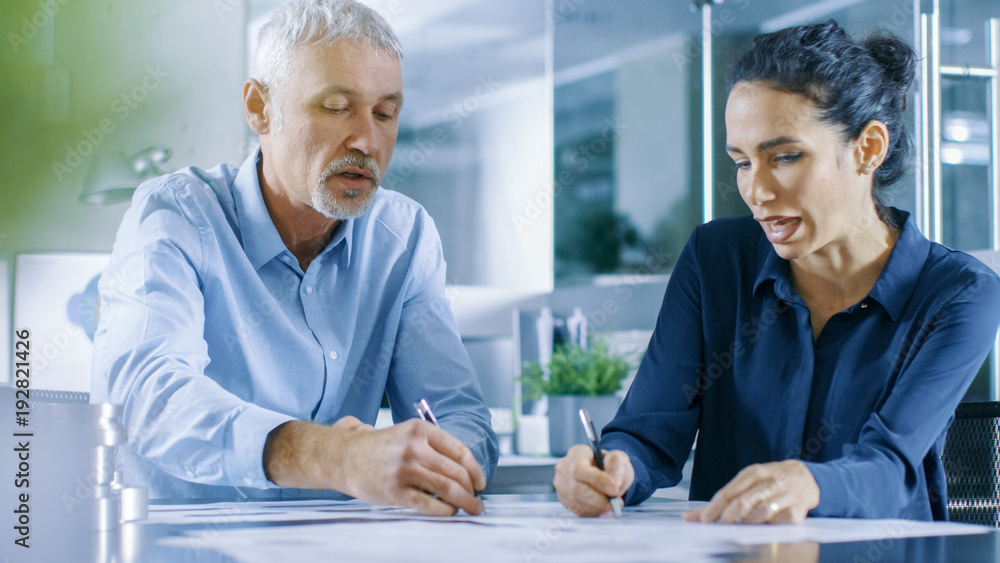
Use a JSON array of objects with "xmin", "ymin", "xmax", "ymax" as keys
[{"xmin": 942, "ymin": 401, "xmax": 1000, "ymax": 526}]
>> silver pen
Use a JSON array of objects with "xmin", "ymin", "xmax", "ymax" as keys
[
  {"xmin": 579, "ymin": 409, "xmax": 623, "ymax": 517},
  {"xmin": 414, "ymin": 398, "xmax": 439, "ymax": 426},
  {"xmin": 414, "ymin": 398, "xmax": 482, "ymax": 497}
]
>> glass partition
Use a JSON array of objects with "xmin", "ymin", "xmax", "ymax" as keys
[
  {"xmin": 553, "ymin": 1, "xmax": 700, "ymax": 286},
  {"xmin": 383, "ymin": 0, "xmax": 552, "ymax": 289}
]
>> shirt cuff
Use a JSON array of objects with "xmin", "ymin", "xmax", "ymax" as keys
[
  {"xmin": 224, "ymin": 403, "xmax": 296, "ymax": 490},
  {"xmin": 800, "ymin": 460, "xmax": 846, "ymax": 517}
]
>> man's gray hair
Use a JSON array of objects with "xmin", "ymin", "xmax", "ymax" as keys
[{"xmin": 254, "ymin": 0, "xmax": 403, "ymax": 128}]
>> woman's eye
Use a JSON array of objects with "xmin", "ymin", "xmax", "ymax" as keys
[
  {"xmin": 776, "ymin": 153, "xmax": 802, "ymax": 163},
  {"xmin": 733, "ymin": 160, "xmax": 750, "ymax": 170}
]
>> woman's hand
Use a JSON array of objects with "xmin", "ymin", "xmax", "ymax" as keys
[
  {"xmin": 683, "ymin": 460, "xmax": 819, "ymax": 524},
  {"xmin": 554, "ymin": 444, "xmax": 634, "ymax": 517}
]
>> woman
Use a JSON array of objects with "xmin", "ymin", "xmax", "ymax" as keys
[{"xmin": 554, "ymin": 20, "xmax": 1000, "ymax": 524}]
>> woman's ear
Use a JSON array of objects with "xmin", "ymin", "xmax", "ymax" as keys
[
  {"xmin": 856, "ymin": 120, "xmax": 889, "ymax": 175},
  {"xmin": 243, "ymin": 79, "xmax": 272, "ymax": 136}
]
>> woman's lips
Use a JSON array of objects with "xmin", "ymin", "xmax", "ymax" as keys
[{"xmin": 758, "ymin": 216, "xmax": 801, "ymax": 245}]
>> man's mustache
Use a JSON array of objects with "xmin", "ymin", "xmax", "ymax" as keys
[{"xmin": 320, "ymin": 152, "xmax": 382, "ymax": 187}]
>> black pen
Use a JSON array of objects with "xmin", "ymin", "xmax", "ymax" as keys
[
  {"xmin": 579, "ymin": 408, "xmax": 623, "ymax": 517},
  {"xmin": 414, "ymin": 399, "xmax": 483, "ymax": 497}
]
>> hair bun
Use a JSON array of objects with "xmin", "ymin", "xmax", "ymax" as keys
[{"xmin": 863, "ymin": 35, "xmax": 916, "ymax": 92}]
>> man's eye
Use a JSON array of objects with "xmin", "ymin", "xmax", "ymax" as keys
[{"xmin": 733, "ymin": 160, "xmax": 750, "ymax": 170}]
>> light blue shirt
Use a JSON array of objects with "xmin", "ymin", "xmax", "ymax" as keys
[{"xmin": 91, "ymin": 148, "xmax": 498, "ymax": 499}]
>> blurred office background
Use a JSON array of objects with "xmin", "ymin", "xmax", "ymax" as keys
[{"xmin": 1, "ymin": 0, "xmax": 999, "ymax": 410}]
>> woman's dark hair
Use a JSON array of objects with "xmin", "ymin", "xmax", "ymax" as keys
[{"xmin": 728, "ymin": 20, "xmax": 916, "ymax": 220}]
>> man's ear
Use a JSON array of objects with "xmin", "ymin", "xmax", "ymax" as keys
[
  {"xmin": 244, "ymin": 79, "xmax": 272, "ymax": 136},
  {"xmin": 855, "ymin": 120, "xmax": 889, "ymax": 174}
]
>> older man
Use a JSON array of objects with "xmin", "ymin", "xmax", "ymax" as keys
[{"xmin": 91, "ymin": 0, "xmax": 497, "ymax": 516}]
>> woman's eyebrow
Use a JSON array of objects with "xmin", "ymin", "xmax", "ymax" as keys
[{"xmin": 726, "ymin": 136, "xmax": 803, "ymax": 154}]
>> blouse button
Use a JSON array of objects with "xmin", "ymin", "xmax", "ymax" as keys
[{"xmin": 330, "ymin": 350, "xmax": 338, "ymax": 360}]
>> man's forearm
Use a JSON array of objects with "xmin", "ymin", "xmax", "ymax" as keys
[{"xmin": 263, "ymin": 420, "xmax": 333, "ymax": 489}]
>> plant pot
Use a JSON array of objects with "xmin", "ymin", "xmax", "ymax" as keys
[{"xmin": 547, "ymin": 395, "xmax": 621, "ymax": 457}]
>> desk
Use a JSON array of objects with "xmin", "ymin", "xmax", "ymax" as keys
[{"xmin": 27, "ymin": 495, "xmax": 1000, "ymax": 562}]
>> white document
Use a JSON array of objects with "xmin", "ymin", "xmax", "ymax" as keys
[{"xmin": 152, "ymin": 499, "xmax": 990, "ymax": 563}]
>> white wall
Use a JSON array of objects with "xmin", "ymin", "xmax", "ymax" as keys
[{"xmin": 1, "ymin": 1, "xmax": 248, "ymax": 256}]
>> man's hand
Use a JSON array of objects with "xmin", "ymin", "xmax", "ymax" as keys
[
  {"xmin": 682, "ymin": 460, "xmax": 819, "ymax": 524},
  {"xmin": 553, "ymin": 444, "xmax": 633, "ymax": 517},
  {"xmin": 263, "ymin": 416, "xmax": 486, "ymax": 516}
]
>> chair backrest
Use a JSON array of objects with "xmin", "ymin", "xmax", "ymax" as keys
[{"xmin": 942, "ymin": 401, "xmax": 1000, "ymax": 526}]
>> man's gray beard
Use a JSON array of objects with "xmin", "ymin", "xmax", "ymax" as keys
[
  {"xmin": 311, "ymin": 155, "xmax": 381, "ymax": 220},
  {"xmin": 311, "ymin": 183, "xmax": 378, "ymax": 220}
]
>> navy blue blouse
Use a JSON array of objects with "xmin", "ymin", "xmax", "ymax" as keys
[{"xmin": 603, "ymin": 209, "xmax": 1000, "ymax": 520}]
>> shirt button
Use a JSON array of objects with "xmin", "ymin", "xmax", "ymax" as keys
[
  {"xmin": 861, "ymin": 301, "xmax": 869, "ymax": 309},
  {"xmin": 305, "ymin": 286, "xmax": 313, "ymax": 294},
  {"xmin": 281, "ymin": 255, "xmax": 291, "ymax": 264},
  {"xmin": 330, "ymin": 350, "xmax": 338, "ymax": 360},
  {"xmin": 243, "ymin": 477, "xmax": 253, "ymax": 486}
]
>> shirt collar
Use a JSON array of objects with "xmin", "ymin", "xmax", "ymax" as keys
[
  {"xmin": 232, "ymin": 146, "xmax": 356, "ymax": 271},
  {"xmin": 867, "ymin": 209, "xmax": 930, "ymax": 321},
  {"xmin": 752, "ymin": 208, "xmax": 930, "ymax": 321},
  {"xmin": 753, "ymin": 235, "xmax": 792, "ymax": 302},
  {"xmin": 232, "ymin": 147, "xmax": 288, "ymax": 271}
]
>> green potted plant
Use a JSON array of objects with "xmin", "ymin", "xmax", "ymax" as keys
[{"xmin": 520, "ymin": 337, "xmax": 633, "ymax": 456}]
